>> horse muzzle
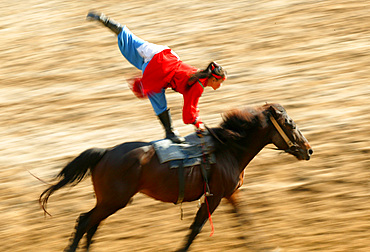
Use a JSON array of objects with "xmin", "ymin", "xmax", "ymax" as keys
[{"xmin": 286, "ymin": 145, "xmax": 313, "ymax": 161}]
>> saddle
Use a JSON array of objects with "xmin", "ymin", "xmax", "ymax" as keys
[
  {"xmin": 151, "ymin": 132, "xmax": 216, "ymax": 204},
  {"xmin": 151, "ymin": 132, "xmax": 216, "ymax": 168}
]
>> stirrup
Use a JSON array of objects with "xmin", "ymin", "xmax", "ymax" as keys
[
  {"xmin": 205, "ymin": 183, "xmax": 213, "ymax": 197},
  {"xmin": 205, "ymin": 191, "xmax": 213, "ymax": 197}
]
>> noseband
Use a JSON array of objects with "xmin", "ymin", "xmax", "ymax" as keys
[{"xmin": 269, "ymin": 115, "xmax": 294, "ymax": 148}]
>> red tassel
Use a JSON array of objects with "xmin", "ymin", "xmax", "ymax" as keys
[
  {"xmin": 128, "ymin": 77, "xmax": 147, "ymax": 99},
  {"xmin": 204, "ymin": 183, "xmax": 214, "ymax": 236}
]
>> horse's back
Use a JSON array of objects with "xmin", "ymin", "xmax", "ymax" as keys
[
  {"xmin": 100, "ymin": 141, "xmax": 152, "ymax": 168},
  {"xmin": 111, "ymin": 141, "xmax": 152, "ymax": 153}
]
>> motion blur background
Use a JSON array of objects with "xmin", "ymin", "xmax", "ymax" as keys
[{"xmin": 0, "ymin": 0, "xmax": 369, "ymax": 251}]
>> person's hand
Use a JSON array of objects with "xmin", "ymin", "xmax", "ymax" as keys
[
  {"xmin": 196, "ymin": 123, "xmax": 206, "ymax": 138},
  {"xmin": 197, "ymin": 122, "xmax": 206, "ymax": 131}
]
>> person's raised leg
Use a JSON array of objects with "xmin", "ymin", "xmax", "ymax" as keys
[
  {"xmin": 86, "ymin": 11, "xmax": 122, "ymax": 35},
  {"xmin": 86, "ymin": 11, "xmax": 148, "ymax": 71}
]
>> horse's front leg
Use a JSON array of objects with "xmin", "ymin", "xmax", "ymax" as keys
[
  {"xmin": 226, "ymin": 189, "xmax": 252, "ymax": 226},
  {"xmin": 226, "ymin": 190, "xmax": 281, "ymax": 252},
  {"xmin": 177, "ymin": 195, "xmax": 222, "ymax": 252}
]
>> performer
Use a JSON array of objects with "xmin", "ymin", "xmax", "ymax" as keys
[{"xmin": 87, "ymin": 11, "xmax": 227, "ymax": 143}]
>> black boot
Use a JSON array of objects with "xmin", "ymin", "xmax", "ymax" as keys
[
  {"xmin": 86, "ymin": 11, "xmax": 122, "ymax": 35},
  {"xmin": 158, "ymin": 109, "xmax": 185, "ymax": 143}
]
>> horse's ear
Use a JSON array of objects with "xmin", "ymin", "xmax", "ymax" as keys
[{"xmin": 268, "ymin": 105, "xmax": 278, "ymax": 117}]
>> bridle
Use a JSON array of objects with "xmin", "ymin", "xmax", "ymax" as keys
[
  {"xmin": 205, "ymin": 114, "xmax": 297, "ymax": 151},
  {"xmin": 269, "ymin": 115, "xmax": 295, "ymax": 149}
]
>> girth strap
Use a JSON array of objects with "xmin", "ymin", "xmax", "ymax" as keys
[
  {"xmin": 176, "ymin": 161, "xmax": 185, "ymax": 204},
  {"xmin": 199, "ymin": 133, "xmax": 212, "ymax": 196}
]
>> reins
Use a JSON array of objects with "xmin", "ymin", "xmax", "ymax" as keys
[
  {"xmin": 204, "ymin": 125, "xmax": 225, "ymax": 145},
  {"xmin": 205, "ymin": 125, "xmax": 249, "ymax": 152}
]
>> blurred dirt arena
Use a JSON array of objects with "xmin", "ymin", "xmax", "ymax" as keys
[{"xmin": 0, "ymin": 0, "xmax": 369, "ymax": 251}]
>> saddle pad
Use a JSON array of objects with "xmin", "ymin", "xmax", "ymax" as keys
[{"xmin": 151, "ymin": 132, "xmax": 216, "ymax": 168}]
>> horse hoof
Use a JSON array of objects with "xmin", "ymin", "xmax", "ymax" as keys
[
  {"xmin": 266, "ymin": 246, "xmax": 281, "ymax": 252},
  {"xmin": 257, "ymin": 246, "xmax": 281, "ymax": 252},
  {"xmin": 175, "ymin": 248, "xmax": 187, "ymax": 252},
  {"xmin": 63, "ymin": 246, "xmax": 76, "ymax": 252}
]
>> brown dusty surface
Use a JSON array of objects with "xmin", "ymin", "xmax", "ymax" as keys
[{"xmin": 0, "ymin": 1, "xmax": 369, "ymax": 251}]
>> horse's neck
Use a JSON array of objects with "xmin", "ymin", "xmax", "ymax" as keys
[{"xmin": 236, "ymin": 127, "xmax": 271, "ymax": 172}]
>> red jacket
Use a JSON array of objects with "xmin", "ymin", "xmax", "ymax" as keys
[{"xmin": 139, "ymin": 49, "xmax": 206, "ymax": 125}]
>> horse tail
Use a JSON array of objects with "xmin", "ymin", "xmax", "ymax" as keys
[{"xmin": 39, "ymin": 147, "xmax": 107, "ymax": 215}]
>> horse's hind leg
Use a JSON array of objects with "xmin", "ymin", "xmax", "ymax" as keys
[
  {"xmin": 85, "ymin": 223, "xmax": 99, "ymax": 251},
  {"xmin": 65, "ymin": 147, "xmax": 143, "ymax": 251},
  {"xmin": 82, "ymin": 204, "xmax": 124, "ymax": 251},
  {"xmin": 64, "ymin": 202, "xmax": 129, "ymax": 252},
  {"xmin": 65, "ymin": 210, "xmax": 94, "ymax": 252}
]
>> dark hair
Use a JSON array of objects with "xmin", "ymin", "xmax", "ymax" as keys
[{"xmin": 188, "ymin": 62, "xmax": 227, "ymax": 85}]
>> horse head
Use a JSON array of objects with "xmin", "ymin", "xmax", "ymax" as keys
[{"xmin": 266, "ymin": 103, "xmax": 313, "ymax": 160}]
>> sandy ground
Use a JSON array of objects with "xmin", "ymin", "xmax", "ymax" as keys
[{"xmin": 0, "ymin": 0, "xmax": 369, "ymax": 251}]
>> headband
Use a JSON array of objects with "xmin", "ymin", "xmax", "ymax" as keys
[{"xmin": 211, "ymin": 64, "xmax": 226, "ymax": 80}]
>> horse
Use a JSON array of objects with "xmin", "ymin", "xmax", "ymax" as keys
[{"xmin": 39, "ymin": 103, "xmax": 312, "ymax": 252}]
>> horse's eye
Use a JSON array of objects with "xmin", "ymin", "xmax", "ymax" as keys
[{"xmin": 285, "ymin": 118, "xmax": 296, "ymax": 129}]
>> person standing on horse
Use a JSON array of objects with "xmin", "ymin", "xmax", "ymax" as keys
[{"xmin": 86, "ymin": 11, "xmax": 227, "ymax": 143}]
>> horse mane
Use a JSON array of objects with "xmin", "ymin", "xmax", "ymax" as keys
[
  {"xmin": 211, "ymin": 103, "xmax": 286, "ymax": 145},
  {"xmin": 210, "ymin": 105, "xmax": 266, "ymax": 149}
]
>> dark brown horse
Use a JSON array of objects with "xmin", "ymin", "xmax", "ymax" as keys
[{"xmin": 40, "ymin": 103, "xmax": 312, "ymax": 252}]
